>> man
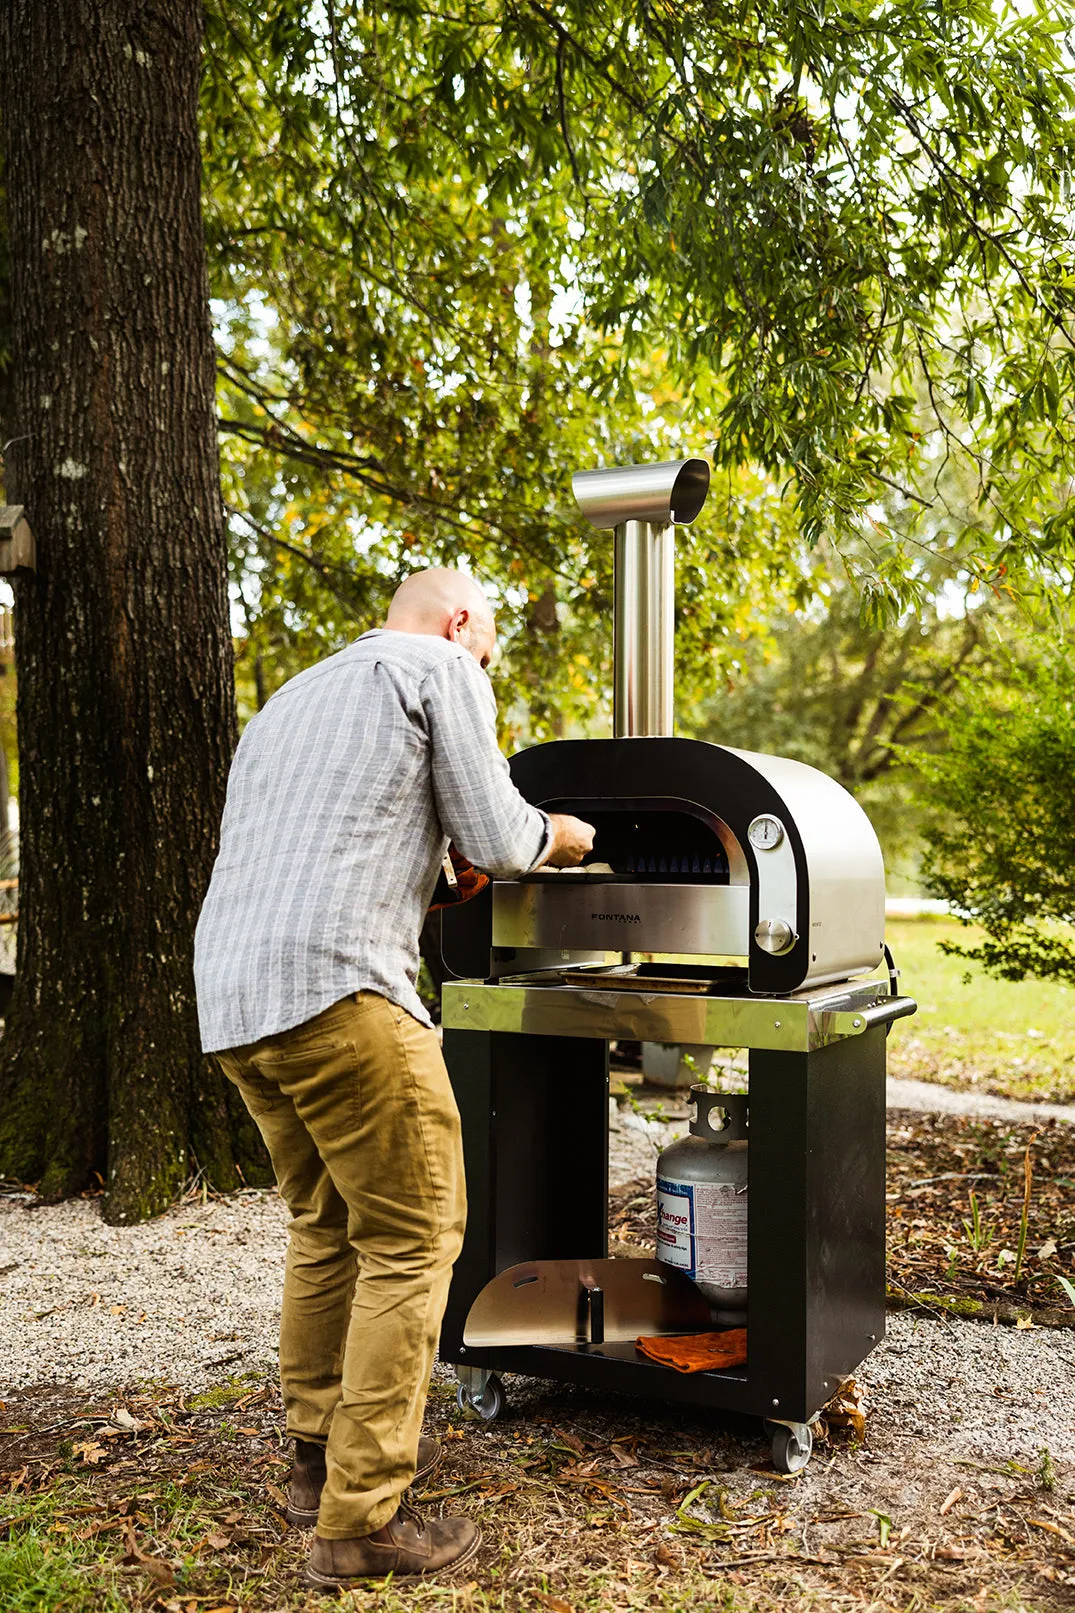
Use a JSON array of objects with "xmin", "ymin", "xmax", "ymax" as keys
[{"xmin": 194, "ymin": 568, "xmax": 594, "ymax": 1589}]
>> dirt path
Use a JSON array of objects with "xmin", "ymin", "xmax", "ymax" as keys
[{"xmin": 887, "ymin": 1076, "xmax": 1075, "ymax": 1126}]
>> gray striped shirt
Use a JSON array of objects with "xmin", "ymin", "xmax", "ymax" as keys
[{"xmin": 194, "ymin": 629, "xmax": 550, "ymax": 1050}]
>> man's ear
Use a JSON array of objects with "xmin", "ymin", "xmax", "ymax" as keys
[{"xmin": 448, "ymin": 607, "xmax": 470, "ymax": 641}]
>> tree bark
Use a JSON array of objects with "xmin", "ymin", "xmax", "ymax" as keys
[{"xmin": 0, "ymin": 0, "xmax": 270, "ymax": 1220}]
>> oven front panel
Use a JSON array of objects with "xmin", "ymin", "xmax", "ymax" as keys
[{"xmin": 491, "ymin": 879, "xmax": 750, "ymax": 956}]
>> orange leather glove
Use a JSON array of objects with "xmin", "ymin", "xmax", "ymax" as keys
[
  {"xmin": 635, "ymin": 1329, "xmax": 748, "ymax": 1374},
  {"xmin": 428, "ymin": 844, "xmax": 491, "ymax": 911}
]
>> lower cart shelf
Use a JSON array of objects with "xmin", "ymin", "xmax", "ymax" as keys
[{"xmin": 450, "ymin": 1348, "xmax": 814, "ymax": 1474}]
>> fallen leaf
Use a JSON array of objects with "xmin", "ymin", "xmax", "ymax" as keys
[
  {"xmin": 1016, "ymin": 1314, "xmax": 1034, "ymax": 1330},
  {"xmin": 120, "ymin": 1521, "xmax": 175, "ymax": 1587},
  {"xmin": 131, "ymin": 1551, "xmax": 174, "ymax": 1586},
  {"xmin": 479, "ymin": 1480, "xmax": 519, "ymax": 1500},
  {"xmin": 237, "ymin": 1427, "xmax": 261, "ymax": 1437},
  {"xmin": 204, "ymin": 1531, "xmax": 230, "ymax": 1550},
  {"xmin": 266, "ymin": 1481, "xmax": 288, "ymax": 1509},
  {"xmin": 72, "ymin": 1440, "xmax": 108, "ymax": 1465},
  {"xmin": 75, "ymin": 1518, "xmax": 125, "ymax": 1540},
  {"xmin": 1029, "ymin": 1517, "xmax": 1075, "ymax": 1545},
  {"xmin": 824, "ymin": 1378, "xmax": 867, "ymax": 1440},
  {"xmin": 111, "ymin": 1407, "xmax": 140, "ymax": 1431},
  {"xmin": 939, "ymin": 1486, "xmax": 963, "ymax": 1516},
  {"xmin": 654, "ymin": 1541, "xmax": 681, "ymax": 1569},
  {"xmin": 533, "ymin": 1594, "xmax": 575, "ymax": 1613},
  {"xmin": 552, "ymin": 1427, "xmax": 585, "ymax": 1455},
  {"xmin": 1038, "ymin": 1240, "xmax": 1058, "ymax": 1260}
]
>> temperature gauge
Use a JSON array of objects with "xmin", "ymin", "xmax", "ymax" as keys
[{"xmin": 748, "ymin": 813, "xmax": 785, "ymax": 851}]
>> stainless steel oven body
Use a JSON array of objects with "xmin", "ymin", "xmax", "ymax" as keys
[{"xmin": 488, "ymin": 735, "xmax": 885, "ymax": 996}]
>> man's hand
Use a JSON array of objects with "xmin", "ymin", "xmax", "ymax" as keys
[{"xmin": 544, "ymin": 812, "xmax": 596, "ymax": 868}]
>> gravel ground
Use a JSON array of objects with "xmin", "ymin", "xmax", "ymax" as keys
[
  {"xmin": 2, "ymin": 1175, "xmax": 1073, "ymax": 1467},
  {"xmin": 2, "ymin": 1082, "xmax": 1074, "ymax": 1470},
  {"xmin": 0, "ymin": 1189, "xmax": 288, "ymax": 1393},
  {"xmin": 0, "ymin": 1108, "xmax": 670, "ymax": 1398}
]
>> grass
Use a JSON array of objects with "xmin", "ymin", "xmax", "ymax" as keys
[
  {"xmin": 885, "ymin": 918, "xmax": 1075, "ymax": 1104},
  {"xmin": 0, "ymin": 1437, "xmax": 796, "ymax": 1613},
  {"xmin": 0, "ymin": 1533, "xmax": 130, "ymax": 1613},
  {"xmin": 187, "ymin": 1373, "xmax": 264, "ymax": 1411},
  {"xmin": 0, "ymin": 1477, "xmax": 138, "ymax": 1612}
]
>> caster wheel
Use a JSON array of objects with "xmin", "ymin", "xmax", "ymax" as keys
[
  {"xmin": 765, "ymin": 1419, "xmax": 812, "ymax": 1474},
  {"xmin": 456, "ymin": 1374, "xmax": 504, "ymax": 1422}
]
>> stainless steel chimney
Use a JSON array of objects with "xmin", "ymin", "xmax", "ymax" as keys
[{"xmin": 572, "ymin": 459, "xmax": 711, "ymax": 737}]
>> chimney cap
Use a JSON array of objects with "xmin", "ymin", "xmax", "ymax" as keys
[{"xmin": 572, "ymin": 458, "xmax": 710, "ymax": 530}]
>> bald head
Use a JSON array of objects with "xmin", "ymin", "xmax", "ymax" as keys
[{"xmin": 385, "ymin": 567, "xmax": 497, "ymax": 670}]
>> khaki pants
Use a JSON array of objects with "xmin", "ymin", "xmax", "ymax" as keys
[{"xmin": 216, "ymin": 991, "xmax": 466, "ymax": 1538}]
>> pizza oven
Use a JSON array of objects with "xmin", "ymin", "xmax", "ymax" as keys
[{"xmin": 492, "ymin": 734, "xmax": 885, "ymax": 996}]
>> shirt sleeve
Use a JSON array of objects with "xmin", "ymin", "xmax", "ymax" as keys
[{"xmin": 421, "ymin": 655, "xmax": 553, "ymax": 878}]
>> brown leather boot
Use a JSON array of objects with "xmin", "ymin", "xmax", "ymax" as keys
[
  {"xmin": 305, "ymin": 1500, "xmax": 481, "ymax": 1585},
  {"xmin": 286, "ymin": 1436, "xmax": 443, "ymax": 1528},
  {"xmin": 286, "ymin": 1439, "xmax": 326, "ymax": 1528}
]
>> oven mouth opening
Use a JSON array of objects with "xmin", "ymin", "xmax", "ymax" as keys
[{"xmin": 530, "ymin": 796, "xmax": 745, "ymax": 886}]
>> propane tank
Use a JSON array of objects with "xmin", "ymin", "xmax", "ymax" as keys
[{"xmin": 656, "ymin": 1087, "xmax": 748, "ymax": 1324}]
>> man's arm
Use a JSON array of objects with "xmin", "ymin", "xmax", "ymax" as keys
[{"xmin": 422, "ymin": 656, "xmax": 593, "ymax": 876}]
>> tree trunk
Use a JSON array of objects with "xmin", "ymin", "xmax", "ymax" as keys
[{"xmin": 0, "ymin": 0, "xmax": 270, "ymax": 1220}]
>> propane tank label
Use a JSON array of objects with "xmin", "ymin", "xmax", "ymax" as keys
[
  {"xmin": 657, "ymin": 1177, "xmax": 748, "ymax": 1288},
  {"xmin": 655, "ymin": 1180, "xmax": 694, "ymax": 1268}
]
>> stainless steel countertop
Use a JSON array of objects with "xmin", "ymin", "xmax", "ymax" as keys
[{"xmin": 441, "ymin": 973, "xmax": 917, "ymax": 1053}]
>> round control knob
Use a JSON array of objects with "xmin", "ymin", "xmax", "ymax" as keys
[{"xmin": 754, "ymin": 918, "xmax": 797, "ymax": 955}]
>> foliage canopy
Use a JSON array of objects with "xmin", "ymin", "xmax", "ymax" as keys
[
  {"xmin": 203, "ymin": 0, "xmax": 1075, "ymax": 732},
  {"xmin": 915, "ymin": 645, "xmax": 1075, "ymax": 984}
]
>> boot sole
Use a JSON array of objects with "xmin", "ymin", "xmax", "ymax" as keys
[
  {"xmin": 303, "ymin": 1524, "xmax": 482, "ymax": 1587},
  {"xmin": 286, "ymin": 1504, "xmax": 320, "ymax": 1528},
  {"xmin": 414, "ymin": 1444, "xmax": 444, "ymax": 1487}
]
